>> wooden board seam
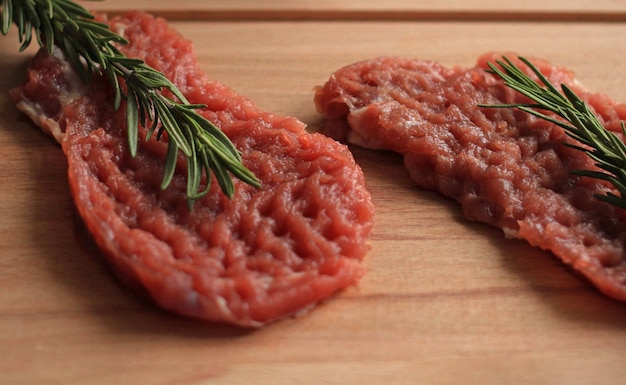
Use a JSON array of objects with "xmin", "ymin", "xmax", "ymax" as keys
[{"xmin": 93, "ymin": 9, "xmax": 626, "ymax": 23}]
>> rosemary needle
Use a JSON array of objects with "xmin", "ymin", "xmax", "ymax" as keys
[
  {"xmin": 1, "ymin": 0, "xmax": 261, "ymax": 207},
  {"xmin": 480, "ymin": 56, "xmax": 626, "ymax": 209}
]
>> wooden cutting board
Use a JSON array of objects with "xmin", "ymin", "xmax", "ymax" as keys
[{"xmin": 1, "ymin": 2, "xmax": 626, "ymax": 384}]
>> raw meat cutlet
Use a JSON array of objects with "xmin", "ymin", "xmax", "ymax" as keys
[
  {"xmin": 11, "ymin": 11, "xmax": 375, "ymax": 327},
  {"xmin": 314, "ymin": 53, "xmax": 626, "ymax": 301}
]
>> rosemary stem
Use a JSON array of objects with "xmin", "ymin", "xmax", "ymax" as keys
[
  {"xmin": 482, "ymin": 56, "xmax": 626, "ymax": 209},
  {"xmin": 1, "ymin": 0, "xmax": 260, "ymax": 206}
]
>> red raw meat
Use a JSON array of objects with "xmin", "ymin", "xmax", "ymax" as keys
[
  {"xmin": 315, "ymin": 54, "xmax": 626, "ymax": 301},
  {"xmin": 12, "ymin": 11, "xmax": 374, "ymax": 327}
]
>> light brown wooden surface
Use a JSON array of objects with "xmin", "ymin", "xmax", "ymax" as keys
[
  {"xmin": 87, "ymin": 0, "xmax": 626, "ymax": 21},
  {"xmin": 2, "ymin": 2, "xmax": 626, "ymax": 385}
]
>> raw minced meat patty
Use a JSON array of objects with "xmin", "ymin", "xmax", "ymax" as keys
[
  {"xmin": 11, "ymin": 11, "xmax": 374, "ymax": 327},
  {"xmin": 314, "ymin": 53, "xmax": 626, "ymax": 301}
]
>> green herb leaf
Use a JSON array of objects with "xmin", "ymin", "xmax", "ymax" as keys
[
  {"xmin": 1, "ymin": 0, "xmax": 261, "ymax": 207},
  {"xmin": 481, "ymin": 55, "xmax": 626, "ymax": 209}
]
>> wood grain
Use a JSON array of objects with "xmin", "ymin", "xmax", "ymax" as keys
[
  {"xmin": 1, "ymin": 3, "xmax": 626, "ymax": 385},
  {"xmin": 86, "ymin": 0, "xmax": 626, "ymax": 21}
]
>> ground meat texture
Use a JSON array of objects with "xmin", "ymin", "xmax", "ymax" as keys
[
  {"xmin": 11, "ymin": 11, "xmax": 374, "ymax": 327},
  {"xmin": 314, "ymin": 53, "xmax": 626, "ymax": 301}
]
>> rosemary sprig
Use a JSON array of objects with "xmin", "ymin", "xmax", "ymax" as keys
[
  {"xmin": 481, "ymin": 56, "xmax": 626, "ymax": 209},
  {"xmin": 1, "ymin": 0, "xmax": 261, "ymax": 207}
]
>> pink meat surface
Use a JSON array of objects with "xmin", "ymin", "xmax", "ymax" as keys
[
  {"xmin": 11, "ymin": 11, "xmax": 374, "ymax": 327},
  {"xmin": 315, "ymin": 54, "xmax": 626, "ymax": 301}
]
